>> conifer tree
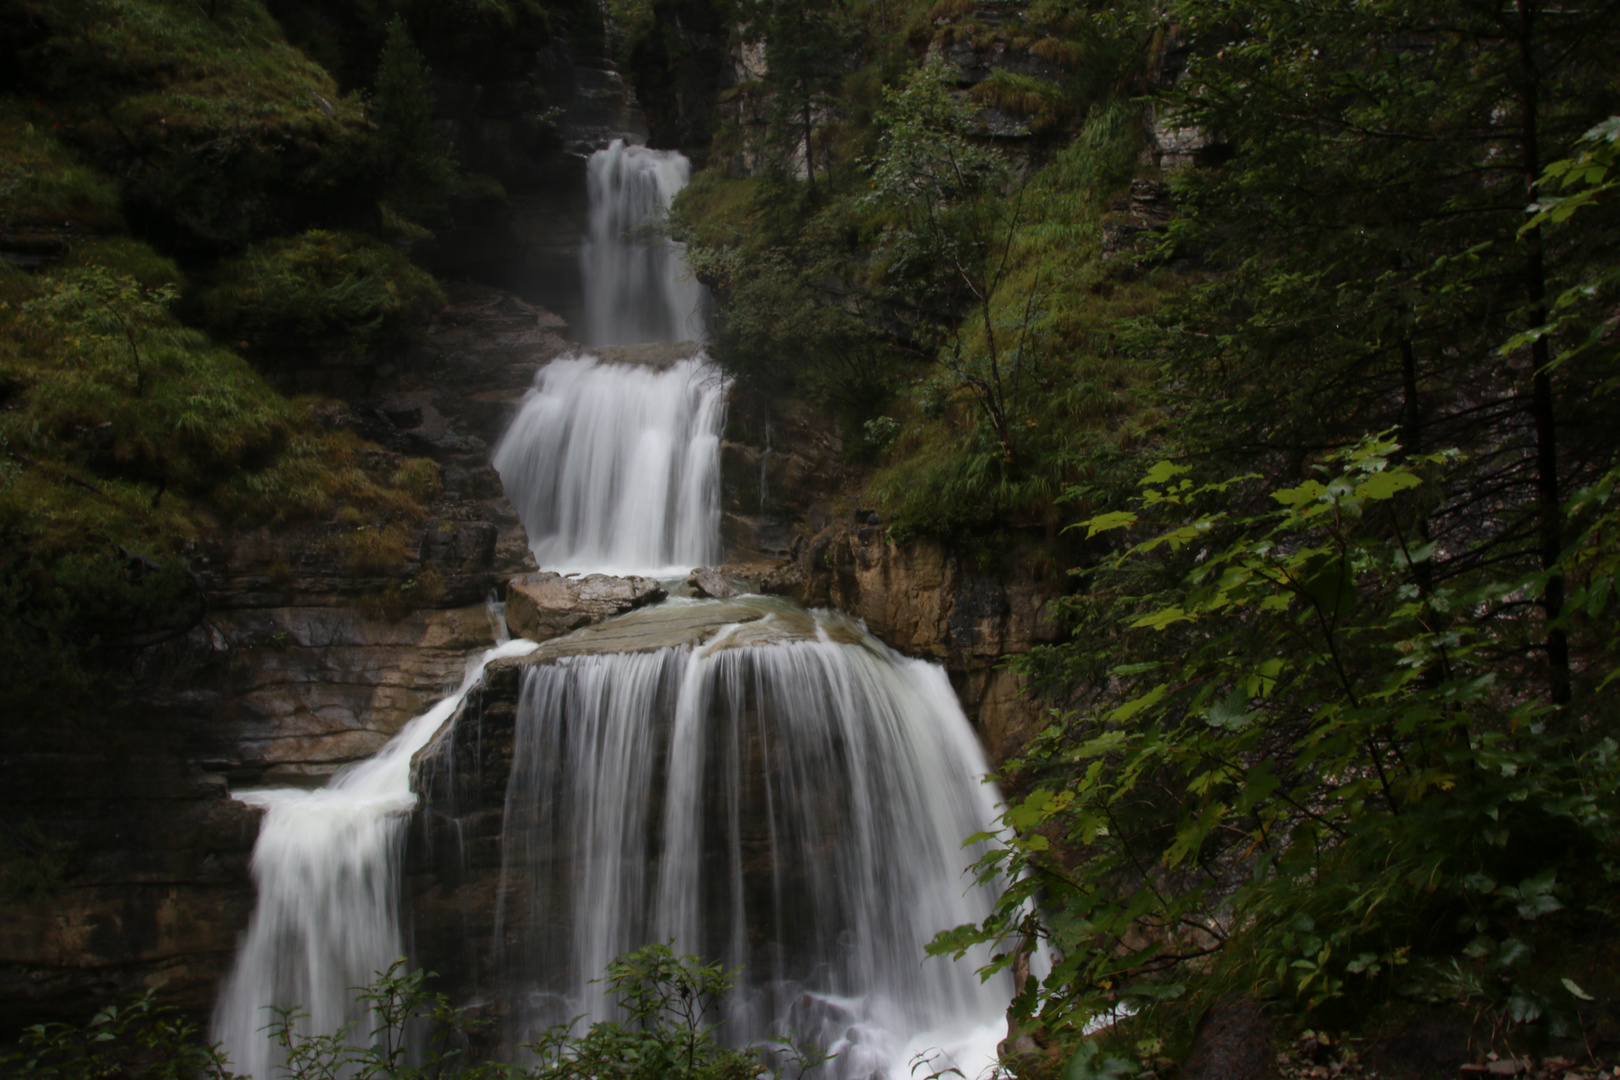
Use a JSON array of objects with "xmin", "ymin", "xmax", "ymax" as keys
[{"xmin": 370, "ymin": 17, "xmax": 456, "ymax": 230}]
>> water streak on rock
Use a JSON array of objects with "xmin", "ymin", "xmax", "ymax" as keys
[{"xmin": 212, "ymin": 637, "xmax": 539, "ymax": 1079}]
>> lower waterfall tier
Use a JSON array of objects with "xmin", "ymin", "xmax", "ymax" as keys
[{"xmin": 409, "ymin": 599, "xmax": 1012, "ymax": 1079}]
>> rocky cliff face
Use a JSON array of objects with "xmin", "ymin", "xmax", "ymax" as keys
[
  {"xmin": 719, "ymin": 393, "xmax": 1062, "ymax": 769},
  {"xmin": 780, "ymin": 527, "xmax": 1062, "ymax": 767},
  {"xmin": 0, "ymin": 283, "xmax": 562, "ymax": 1033},
  {"xmin": 0, "ymin": 290, "xmax": 1060, "ymax": 1039}
]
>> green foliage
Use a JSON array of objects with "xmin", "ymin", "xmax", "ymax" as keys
[
  {"xmin": 202, "ymin": 230, "xmax": 444, "ymax": 353},
  {"xmin": 7, "ymin": 949, "xmax": 788, "ymax": 1080},
  {"xmin": 1509, "ymin": 117, "xmax": 1620, "ymax": 377},
  {"xmin": 262, "ymin": 958, "xmax": 501, "ymax": 1080},
  {"xmin": 0, "ymin": 107, "xmax": 122, "ymax": 231},
  {"xmin": 2, "ymin": 992, "xmax": 234, "ymax": 1080},
  {"xmin": 4, "ymin": 0, "xmax": 379, "ymax": 253},
  {"xmin": 5, "ymin": 264, "xmax": 289, "ymax": 504},
  {"xmin": 369, "ymin": 17, "xmax": 457, "ymax": 232},
  {"xmin": 679, "ymin": 7, "xmax": 1161, "ymax": 541},
  {"xmin": 0, "ymin": 245, "xmax": 437, "ymax": 713},
  {"xmin": 740, "ymin": 0, "xmax": 852, "ymax": 187},
  {"xmin": 970, "ymin": 70, "xmax": 1076, "ymax": 134},
  {"xmin": 940, "ymin": 439, "xmax": 1620, "ymax": 1043},
  {"xmin": 24, "ymin": 267, "xmax": 181, "ymax": 399},
  {"xmin": 521, "ymin": 945, "xmax": 760, "ymax": 1080},
  {"xmin": 0, "ymin": 821, "xmax": 76, "ymax": 902}
]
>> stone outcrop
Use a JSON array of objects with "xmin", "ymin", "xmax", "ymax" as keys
[
  {"xmin": 183, "ymin": 604, "xmax": 506, "ymax": 786},
  {"xmin": 686, "ymin": 566, "xmax": 739, "ymax": 598},
  {"xmin": 763, "ymin": 524, "xmax": 1064, "ymax": 767},
  {"xmin": 0, "ymin": 284, "xmax": 565, "ymax": 1033},
  {"xmin": 504, "ymin": 573, "xmax": 665, "ymax": 642},
  {"xmin": 0, "ymin": 718, "xmax": 258, "ymax": 1029},
  {"xmin": 720, "ymin": 394, "xmax": 847, "ymax": 561},
  {"xmin": 717, "ymin": 387, "xmax": 1064, "ymax": 769}
]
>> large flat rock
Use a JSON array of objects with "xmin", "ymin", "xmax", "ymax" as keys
[{"xmin": 505, "ymin": 572, "xmax": 665, "ymax": 642}]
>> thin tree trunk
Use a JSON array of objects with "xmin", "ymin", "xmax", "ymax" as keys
[{"xmin": 1515, "ymin": 0, "xmax": 1571, "ymax": 705}]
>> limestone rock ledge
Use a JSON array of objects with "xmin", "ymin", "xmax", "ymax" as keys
[
  {"xmin": 761, "ymin": 525, "xmax": 1065, "ymax": 768},
  {"xmin": 504, "ymin": 573, "xmax": 665, "ymax": 642}
]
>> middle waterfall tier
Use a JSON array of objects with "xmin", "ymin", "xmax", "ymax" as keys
[
  {"xmin": 491, "ymin": 354, "xmax": 727, "ymax": 577},
  {"xmin": 410, "ymin": 599, "xmax": 1012, "ymax": 1080}
]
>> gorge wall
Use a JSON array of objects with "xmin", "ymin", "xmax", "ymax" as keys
[
  {"xmin": 0, "ymin": 5, "xmax": 1066, "ymax": 1043},
  {"xmin": 0, "ymin": 241, "xmax": 1057, "ymax": 1045}
]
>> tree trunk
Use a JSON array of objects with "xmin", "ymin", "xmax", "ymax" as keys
[{"xmin": 1515, "ymin": 0, "xmax": 1572, "ymax": 705}]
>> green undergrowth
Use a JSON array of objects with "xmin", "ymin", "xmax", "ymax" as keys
[
  {"xmin": 0, "ymin": 0, "xmax": 480, "ymax": 719},
  {"xmin": 4, "ymin": 947, "xmax": 772, "ymax": 1080},
  {"xmin": 675, "ymin": 62, "xmax": 1171, "ymax": 545},
  {"xmin": 0, "ymin": 240, "xmax": 438, "ymax": 714},
  {"xmin": 0, "ymin": 106, "xmax": 123, "ymax": 232},
  {"xmin": 201, "ymin": 229, "xmax": 445, "ymax": 356},
  {"xmin": 4, "ymin": 0, "xmax": 378, "ymax": 253}
]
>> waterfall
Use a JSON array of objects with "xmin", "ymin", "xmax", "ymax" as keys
[
  {"xmin": 491, "ymin": 354, "xmax": 727, "ymax": 576},
  {"xmin": 215, "ymin": 138, "xmax": 1016, "ymax": 1080},
  {"xmin": 212, "ymin": 637, "xmax": 539, "ymax": 1079},
  {"xmin": 581, "ymin": 140, "xmax": 707, "ymax": 347},
  {"xmin": 494, "ymin": 603, "xmax": 1010, "ymax": 1080}
]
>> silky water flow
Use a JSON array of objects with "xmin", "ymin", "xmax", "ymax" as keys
[
  {"xmin": 491, "ymin": 354, "xmax": 726, "ymax": 577},
  {"xmin": 493, "ymin": 603, "xmax": 1011, "ymax": 1079},
  {"xmin": 212, "ymin": 633, "xmax": 539, "ymax": 1080},
  {"xmin": 213, "ymin": 141, "xmax": 1015, "ymax": 1079},
  {"xmin": 580, "ymin": 139, "xmax": 707, "ymax": 347}
]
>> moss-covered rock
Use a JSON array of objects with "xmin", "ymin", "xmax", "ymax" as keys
[
  {"xmin": 201, "ymin": 229, "xmax": 444, "ymax": 356},
  {"xmin": 1, "ymin": 0, "xmax": 378, "ymax": 254}
]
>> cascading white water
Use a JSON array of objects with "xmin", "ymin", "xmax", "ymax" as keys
[
  {"xmin": 581, "ymin": 140, "xmax": 707, "ymax": 346},
  {"xmin": 215, "ymin": 134, "xmax": 1016, "ymax": 1080},
  {"xmin": 493, "ymin": 604, "xmax": 1011, "ymax": 1080},
  {"xmin": 212, "ymin": 637, "xmax": 538, "ymax": 1079},
  {"xmin": 490, "ymin": 354, "xmax": 727, "ymax": 576}
]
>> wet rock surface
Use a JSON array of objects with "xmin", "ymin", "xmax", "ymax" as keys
[
  {"xmin": 1182, "ymin": 995, "xmax": 1273, "ymax": 1080},
  {"xmin": 715, "ymin": 389, "xmax": 1062, "ymax": 769},
  {"xmin": 0, "ymin": 283, "xmax": 566, "ymax": 1033},
  {"xmin": 686, "ymin": 566, "xmax": 739, "ymax": 598},
  {"xmin": 764, "ymin": 525, "xmax": 1062, "ymax": 766},
  {"xmin": 505, "ymin": 572, "xmax": 666, "ymax": 642}
]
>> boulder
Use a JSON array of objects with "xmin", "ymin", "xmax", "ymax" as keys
[
  {"xmin": 505, "ymin": 572, "xmax": 664, "ymax": 642},
  {"xmin": 687, "ymin": 567, "xmax": 739, "ymax": 599}
]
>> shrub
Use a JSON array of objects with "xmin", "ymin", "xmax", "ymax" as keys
[
  {"xmin": 0, "ymin": 107, "xmax": 122, "ymax": 231},
  {"xmin": 202, "ymin": 230, "xmax": 444, "ymax": 354},
  {"xmin": 7, "ymin": 948, "xmax": 798, "ymax": 1079}
]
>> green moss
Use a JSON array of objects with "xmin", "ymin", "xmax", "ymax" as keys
[
  {"xmin": 0, "ymin": 106, "xmax": 123, "ymax": 230},
  {"xmin": 0, "ymin": 241, "xmax": 440, "ymax": 711},
  {"xmin": 209, "ymin": 425, "xmax": 433, "ymax": 525},
  {"xmin": 61, "ymin": 237, "xmax": 185, "ymax": 288},
  {"xmin": 859, "ymin": 96, "xmax": 1166, "ymax": 539},
  {"xmin": 5, "ymin": 0, "xmax": 377, "ymax": 252},
  {"xmin": 201, "ymin": 229, "xmax": 444, "ymax": 352}
]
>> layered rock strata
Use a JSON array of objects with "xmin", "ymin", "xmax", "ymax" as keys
[{"xmin": 0, "ymin": 285, "xmax": 564, "ymax": 1033}]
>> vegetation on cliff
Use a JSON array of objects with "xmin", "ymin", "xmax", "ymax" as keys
[
  {"xmin": 659, "ymin": 0, "xmax": 1620, "ymax": 1069},
  {"xmin": 3, "ymin": 0, "xmax": 1619, "ymax": 1072},
  {"xmin": 0, "ymin": 0, "xmax": 584, "ymax": 710}
]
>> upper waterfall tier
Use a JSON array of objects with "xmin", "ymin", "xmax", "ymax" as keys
[
  {"xmin": 491, "ymin": 353, "xmax": 727, "ymax": 577},
  {"xmin": 581, "ymin": 140, "xmax": 707, "ymax": 347}
]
